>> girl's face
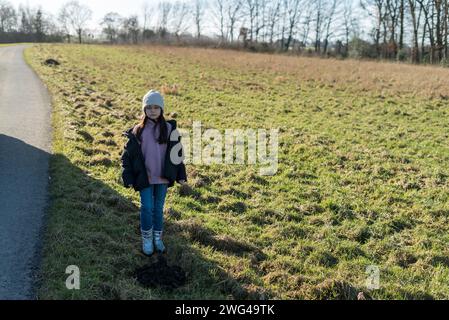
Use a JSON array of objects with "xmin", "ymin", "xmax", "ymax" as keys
[{"xmin": 144, "ymin": 105, "xmax": 162, "ymax": 120}]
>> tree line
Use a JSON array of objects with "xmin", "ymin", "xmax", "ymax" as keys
[{"xmin": 1, "ymin": 0, "xmax": 449, "ymax": 65}]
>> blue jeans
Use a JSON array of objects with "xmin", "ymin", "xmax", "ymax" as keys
[{"xmin": 139, "ymin": 184, "xmax": 168, "ymax": 232}]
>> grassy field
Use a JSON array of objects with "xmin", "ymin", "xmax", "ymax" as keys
[{"xmin": 25, "ymin": 44, "xmax": 449, "ymax": 300}]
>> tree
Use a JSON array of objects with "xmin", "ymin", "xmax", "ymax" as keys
[
  {"xmin": 101, "ymin": 12, "xmax": 122, "ymax": 44},
  {"xmin": 398, "ymin": 0, "xmax": 405, "ymax": 52},
  {"xmin": 34, "ymin": 9, "xmax": 45, "ymax": 41},
  {"xmin": 300, "ymin": 4, "xmax": 314, "ymax": 49},
  {"xmin": 314, "ymin": 0, "xmax": 324, "ymax": 53},
  {"xmin": 361, "ymin": 0, "xmax": 387, "ymax": 58},
  {"xmin": 211, "ymin": 0, "xmax": 244, "ymax": 43},
  {"xmin": 42, "ymin": 12, "xmax": 62, "ymax": 42},
  {"xmin": 416, "ymin": 0, "xmax": 433, "ymax": 62},
  {"xmin": 384, "ymin": 0, "xmax": 400, "ymax": 58},
  {"xmin": 157, "ymin": 1, "xmax": 172, "ymax": 38},
  {"xmin": 227, "ymin": 0, "xmax": 243, "ymax": 42},
  {"xmin": 342, "ymin": 0, "xmax": 357, "ymax": 54},
  {"xmin": 244, "ymin": 0, "xmax": 257, "ymax": 42},
  {"xmin": 0, "ymin": 1, "xmax": 17, "ymax": 33},
  {"xmin": 322, "ymin": 0, "xmax": 339, "ymax": 55},
  {"xmin": 59, "ymin": 1, "xmax": 92, "ymax": 44},
  {"xmin": 408, "ymin": 0, "xmax": 421, "ymax": 62},
  {"xmin": 213, "ymin": 0, "xmax": 227, "ymax": 42},
  {"xmin": 171, "ymin": 1, "xmax": 190, "ymax": 41},
  {"xmin": 193, "ymin": 0, "xmax": 206, "ymax": 39},
  {"xmin": 122, "ymin": 15, "xmax": 140, "ymax": 44},
  {"xmin": 255, "ymin": 0, "xmax": 268, "ymax": 42},
  {"xmin": 58, "ymin": 5, "xmax": 71, "ymax": 42},
  {"xmin": 18, "ymin": 4, "xmax": 35, "ymax": 35},
  {"xmin": 284, "ymin": 0, "xmax": 304, "ymax": 51},
  {"xmin": 267, "ymin": 0, "xmax": 282, "ymax": 44}
]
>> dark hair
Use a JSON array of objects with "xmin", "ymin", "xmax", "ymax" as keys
[{"xmin": 132, "ymin": 108, "xmax": 168, "ymax": 144}]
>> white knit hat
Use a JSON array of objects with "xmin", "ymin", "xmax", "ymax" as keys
[{"xmin": 142, "ymin": 90, "xmax": 164, "ymax": 111}]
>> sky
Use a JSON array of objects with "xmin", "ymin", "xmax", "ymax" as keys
[
  {"xmin": 15, "ymin": 0, "xmax": 216, "ymax": 35},
  {"xmin": 14, "ymin": 0, "xmax": 370, "ymax": 40},
  {"xmin": 18, "ymin": 0, "xmax": 159, "ymax": 25},
  {"xmin": 13, "ymin": 0, "xmax": 215, "ymax": 33}
]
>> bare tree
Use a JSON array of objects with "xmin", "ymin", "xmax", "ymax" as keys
[
  {"xmin": 266, "ymin": 0, "xmax": 282, "ymax": 44},
  {"xmin": 101, "ymin": 12, "xmax": 122, "ymax": 44},
  {"xmin": 213, "ymin": 0, "xmax": 227, "ymax": 41},
  {"xmin": 283, "ymin": 0, "xmax": 304, "ymax": 51},
  {"xmin": 43, "ymin": 12, "xmax": 62, "ymax": 40},
  {"xmin": 297, "ymin": 2, "xmax": 316, "ymax": 50},
  {"xmin": 212, "ymin": 0, "xmax": 243, "ymax": 42},
  {"xmin": 59, "ymin": 1, "xmax": 92, "ymax": 44},
  {"xmin": 58, "ymin": 5, "xmax": 71, "ymax": 42},
  {"xmin": 193, "ymin": 0, "xmax": 206, "ymax": 39},
  {"xmin": 342, "ymin": 0, "xmax": 356, "ymax": 52},
  {"xmin": 142, "ymin": 2, "xmax": 154, "ymax": 41},
  {"xmin": 384, "ymin": 0, "xmax": 400, "ymax": 58},
  {"xmin": 398, "ymin": 0, "xmax": 405, "ymax": 52},
  {"xmin": 241, "ymin": 0, "xmax": 267, "ymax": 43},
  {"xmin": 122, "ymin": 15, "xmax": 140, "ymax": 44},
  {"xmin": 314, "ymin": 0, "xmax": 325, "ymax": 53},
  {"xmin": 142, "ymin": 2, "xmax": 149, "ymax": 33},
  {"xmin": 361, "ymin": 0, "xmax": 387, "ymax": 57},
  {"xmin": 170, "ymin": 1, "xmax": 190, "ymax": 41},
  {"xmin": 244, "ymin": 0, "xmax": 257, "ymax": 41},
  {"xmin": 254, "ymin": 0, "xmax": 267, "ymax": 42},
  {"xmin": 416, "ymin": 0, "xmax": 433, "ymax": 62},
  {"xmin": 228, "ymin": 0, "xmax": 243, "ymax": 42},
  {"xmin": 408, "ymin": 0, "xmax": 421, "ymax": 62},
  {"xmin": 443, "ymin": 0, "xmax": 449, "ymax": 60},
  {"xmin": 157, "ymin": 1, "xmax": 172, "ymax": 38},
  {"xmin": 323, "ymin": 0, "xmax": 339, "ymax": 55},
  {"xmin": 0, "ymin": 1, "xmax": 16, "ymax": 33}
]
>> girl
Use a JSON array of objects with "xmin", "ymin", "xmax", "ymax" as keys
[{"xmin": 121, "ymin": 89, "xmax": 187, "ymax": 256}]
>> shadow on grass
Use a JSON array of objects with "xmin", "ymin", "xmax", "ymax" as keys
[{"xmin": 4, "ymin": 134, "xmax": 272, "ymax": 299}]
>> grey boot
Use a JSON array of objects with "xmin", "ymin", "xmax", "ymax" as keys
[
  {"xmin": 141, "ymin": 228, "xmax": 154, "ymax": 256},
  {"xmin": 153, "ymin": 230, "xmax": 166, "ymax": 253}
]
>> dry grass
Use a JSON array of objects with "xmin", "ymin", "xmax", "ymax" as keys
[
  {"xmin": 161, "ymin": 84, "xmax": 180, "ymax": 95},
  {"xmin": 133, "ymin": 44, "xmax": 449, "ymax": 99}
]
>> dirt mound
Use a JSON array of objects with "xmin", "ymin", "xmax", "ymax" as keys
[
  {"xmin": 134, "ymin": 256, "xmax": 186, "ymax": 290},
  {"xmin": 44, "ymin": 58, "xmax": 60, "ymax": 66}
]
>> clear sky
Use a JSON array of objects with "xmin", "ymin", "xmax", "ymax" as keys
[
  {"xmin": 17, "ymin": 0, "xmax": 185, "ymax": 33},
  {"xmin": 15, "ymin": 0, "xmax": 369, "ymax": 40}
]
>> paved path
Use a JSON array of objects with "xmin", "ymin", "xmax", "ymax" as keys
[{"xmin": 0, "ymin": 45, "xmax": 52, "ymax": 299}]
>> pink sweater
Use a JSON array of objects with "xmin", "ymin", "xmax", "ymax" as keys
[{"xmin": 140, "ymin": 119, "xmax": 172, "ymax": 185}]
